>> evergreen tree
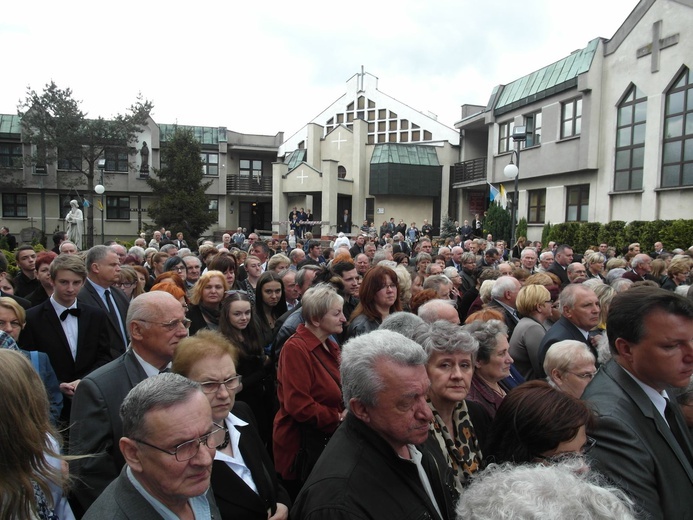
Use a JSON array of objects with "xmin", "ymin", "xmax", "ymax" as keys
[
  {"xmin": 18, "ymin": 82, "xmax": 152, "ymax": 247},
  {"xmin": 484, "ymin": 204, "xmax": 512, "ymax": 244},
  {"xmin": 146, "ymin": 128, "xmax": 217, "ymax": 241},
  {"xmin": 439, "ymin": 214, "xmax": 457, "ymax": 239}
]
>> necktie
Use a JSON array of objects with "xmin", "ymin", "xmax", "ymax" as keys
[
  {"xmin": 104, "ymin": 289, "xmax": 116, "ymax": 318},
  {"xmin": 60, "ymin": 308, "xmax": 81, "ymax": 321},
  {"xmin": 665, "ymin": 399, "xmax": 693, "ymax": 465}
]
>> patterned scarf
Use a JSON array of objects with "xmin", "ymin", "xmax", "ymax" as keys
[{"xmin": 428, "ymin": 400, "xmax": 483, "ymax": 493}]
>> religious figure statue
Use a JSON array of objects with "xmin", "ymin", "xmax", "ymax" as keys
[
  {"xmin": 65, "ymin": 200, "xmax": 84, "ymax": 250},
  {"xmin": 140, "ymin": 141, "xmax": 149, "ymax": 173}
]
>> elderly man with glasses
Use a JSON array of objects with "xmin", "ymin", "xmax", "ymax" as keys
[
  {"xmin": 69, "ymin": 291, "xmax": 191, "ymax": 514},
  {"xmin": 83, "ymin": 373, "xmax": 222, "ymax": 519}
]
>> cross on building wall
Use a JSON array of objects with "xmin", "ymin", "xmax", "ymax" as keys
[
  {"xmin": 297, "ymin": 169, "xmax": 308, "ymax": 184},
  {"xmin": 636, "ymin": 20, "xmax": 679, "ymax": 73},
  {"xmin": 332, "ymin": 131, "xmax": 347, "ymax": 150}
]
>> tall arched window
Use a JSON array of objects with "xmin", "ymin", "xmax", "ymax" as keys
[
  {"xmin": 614, "ymin": 85, "xmax": 646, "ymax": 191},
  {"xmin": 662, "ymin": 68, "xmax": 693, "ymax": 187}
]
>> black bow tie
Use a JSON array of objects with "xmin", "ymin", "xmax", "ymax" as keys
[{"xmin": 60, "ymin": 308, "xmax": 81, "ymax": 321}]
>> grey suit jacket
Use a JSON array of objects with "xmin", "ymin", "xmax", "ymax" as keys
[
  {"xmin": 84, "ymin": 466, "xmax": 220, "ymax": 519},
  {"xmin": 78, "ymin": 280, "xmax": 130, "ymax": 358},
  {"xmin": 582, "ymin": 360, "xmax": 693, "ymax": 520},
  {"xmin": 69, "ymin": 349, "xmax": 148, "ymax": 511}
]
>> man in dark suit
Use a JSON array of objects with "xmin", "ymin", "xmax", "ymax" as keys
[
  {"xmin": 70, "ymin": 291, "xmax": 190, "ymax": 512},
  {"xmin": 19, "ymin": 254, "xmax": 111, "ymax": 423},
  {"xmin": 82, "ymin": 373, "xmax": 221, "ymax": 519},
  {"xmin": 13, "ymin": 245, "xmax": 40, "ymax": 297},
  {"xmin": 536, "ymin": 284, "xmax": 600, "ymax": 378},
  {"xmin": 487, "ymin": 275, "xmax": 521, "ymax": 337},
  {"xmin": 623, "ymin": 253, "xmax": 656, "ymax": 283},
  {"xmin": 78, "ymin": 245, "xmax": 130, "ymax": 357},
  {"xmin": 0, "ymin": 225, "xmax": 17, "ymax": 250},
  {"xmin": 582, "ymin": 288, "xmax": 693, "ymax": 519},
  {"xmin": 547, "ymin": 244, "xmax": 574, "ymax": 287}
]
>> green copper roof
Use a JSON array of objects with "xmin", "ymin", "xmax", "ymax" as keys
[
  {"xmin": 494, "ymin": 38, "xmax": 600, "ymax": 116},
  {"xmin": 0, "ymin": 114, "xmax": 22, "ymax": 136},
  {"xmin": 370, "ymin": 143, "xmax": 440, "ymax": 166},
  {"xmin": 286, "ymin": 149, "xmax": 307, "ymax": 170},
  {"xmin": 158, "ymin": 124, "xmax": 220, "ymax": 145}
]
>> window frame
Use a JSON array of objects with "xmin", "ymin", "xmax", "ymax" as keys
[
  {"xmin": 2, "ymin": 193, "xmax": 28, "ymax": 218},
  {"xmin": 566, "ymin": 184, "xmax": 590, "ymax": 222},
  {"xmin": 614, "ymin": 86, "xmax": 647, "ymax": 191},
  {"xmin": 106, "ymin": 195, "xmax": 131, "ymax": 220},
  {"xmin": 527, "ymin": 189, "xmax": 546, "ymax": 223},
  {"xmin": 0, "ymin": 142, "xmax": 23, "ymax": 169},
  {"xmin": 661, "ymin": 68, "xmax": 693, "ymax": 188},
  {"xmin": 239, "ymin": 158, "xmax": 262, "ymax": 181},
  {"xmin": 200, "ymin": 152, "xmax": 219, "ymax": 176},
  {"xmin": 561, "ymin": 98, "xmax": 583, "ymax": 139},
  {"xmin": 498, "ymin": 121, "xmax": 514, "ymax": 153},
  {"xmin": 105, "ymin": 148, "xmax": 129, "ymax": 173},
  {"xmin": 523, "ymin": 111, "xmax": 542, "ymax": 148}
]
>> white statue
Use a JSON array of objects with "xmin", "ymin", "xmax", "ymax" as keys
[{"xmin": 65, "ymin": 200, "xmax": 84, "ymax": 250}]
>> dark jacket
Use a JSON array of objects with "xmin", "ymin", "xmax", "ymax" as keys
[
  {"xmin": 537, "ymin": 316, "xmax": 596, "ymax": 378},
  {"xmin": 78, "ymin": 281, "xmax": 130, "ymax": 358},
  {"xmin": 291, "ymin": 414, "xmax": 456, "ymax": 520},
  {"xmin": 582, "ymin": 360, "xmax": 693, "ymax": 520},
  {"xmin": 212, "ymin": 402, "xmax": 290, "ymax": 520}
]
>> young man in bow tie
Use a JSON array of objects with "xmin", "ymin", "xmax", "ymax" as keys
[{"xmin": 19, "ymin": 254, "xmax": 111, "ymax": 424}]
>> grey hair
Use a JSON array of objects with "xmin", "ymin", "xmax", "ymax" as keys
[
  {"xmin": 128, "ymin": 246, "xmax": 146, "ymax": 262},
  {"xmin": 520, "ymin": 248, "xmax": 537, "ymax": 259},
  {"xmin": 144, "ymin": 247, "xmax": 159, "ymax": 258},
  {"xmin": 415, "ymin": 252, "xmax": 432, "ymax": 266},
  {"xmin": 377, "ymin": 260, "xmax": 397, "ymax": 269},
  {"xmin": 85, "ymin": 245, "xmax": 112, "ymax": 271},
  {"xmin": 295, "ymin": 264, "xmax": 321, "ymax": 288},
  {"xmin": 380, "ymin": 312, "xmax": 425, "ymax": 339},
  {"xmin": 301, "ymin": 283, "xmax": 343, "ymax": 324},
  {"xmin": 443, "ymin": 267, "xmax": 459, "ymax": 279},
  {"xmin": 412, "ymin": 321, "xmax": 478, "ymax": 362},
  {"xmin": 178, "ymin": 248, "xmax": 192, "ymax": 257},
  {"xmin": 479, "ymin": 280, "xmax": 496, "ymax": 304},
  {"xmin": 160, "ymin": 243, "xmax": 178, "ymax": 254},
  {"xmin": 544, "ymin": 340, "xmax": 595, "ymax": 383},
  {"xmin": 630, "ymin": 254, "xmax": 649, "ymax": 269},
  {"xmin": 464, "ymin": 319, "xmax": 508, "ymax": 363},
  {"xmin": 372, "ymin": 250, "xmax": 388, "ymax": 265},
  {"xmin": 58, "ymin": 240, "xmax": 77, "ymax": 253},
  {"xmin": 126, "ymin": 290, "xmax": 178, "ymax": 330},
  {"xmin": 558, "ymin": 284, "xmax": 594, "ymax": 313},
  {"xmin": 341, "ymin": 330, "xmax": 427, "ymax": 411},
  {"xmin": 610, "ymin": 277, "xmax": 633, "ymax": 293},
  {"xmin": 461, "ymin": 252, "xmax": 476, "ymax": 264},
  {"xmin": 423, "ymin": 274, "xmax": 452, "ymax": 292},
  {"xmin": 457, "ymin": 461, "xmax": 637, "ymax": 519},
  {"xmin": 418, "ymin": 299, "xmax": 457, "ymax": 324},
  {"xmin": 491, "ymin": 275, "xmax": 518, "ymax": 300},
  {"xmin": 120, "ymin": 373, "xmax": 202, "ymax": 439},
  {"xmin": 605, "ymin": 268, "xmax": 627, "ymax": 284},
  {"xmin": 289, "ymin": 248, "xmax": 305, "ymax": 262}
]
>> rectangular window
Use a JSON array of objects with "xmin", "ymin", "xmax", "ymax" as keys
[
  {"xmin": 561, "ymin": 98, "xmax": 582, "ymax": 138},
  {"xmin": 524, "ymin": 112, "xmax": 542, "ymax": 148},
  {"xmin": 208, "ymin": 198, "xmax": 219, "ymax": 217},
  {"xmin": 2, "ymin": 193, "xmax": 28, "ymax": 217},
  {"xmin": 498, "ymin": 121, "xmax": 514, "ymax": 153},
  {"xmin": 201, "ymin": 152, "xmax": 219, "ymax": 175},
  {"xmin": 57, "ymin": 149, "xmax": 82, "ymax": 171},
  {"xmin": 566, "ymin": 185, "xmax": 589, "ymax": 222},
  {"xmin": 0, "ymin": 143, "xmax": 22, "ymax": 168},
  {"xmin": 527, "ymin": 189, "xmax": 546, "ymax": 223},
  {"xmin": 239, "ymin": 159, "xmax": 262, "ymax": 180},
  {"xmin": 106, "ymin": 196, "xmax": 130, "ymax": 220},
  {"xmin": 105, "ymin": 148, "xmax": 129, "ymax": 172}
]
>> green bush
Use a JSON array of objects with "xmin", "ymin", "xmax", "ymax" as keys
[
  {"xmin": 485, "ymin": 204, "xmax": 512, "ymax": 244},
  {"xmin": 516, "ymin": 218, "xmax": 528, "ymax": 243}
]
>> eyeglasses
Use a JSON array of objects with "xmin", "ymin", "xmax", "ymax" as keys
[
  {"xmin": 173, "ymin": 265, "xmax": 187, "ymax": 273},
  {"xmin": 136, "ymin": 318, "xmax": 192, "ymax": 331},
  {"xmin": 379, "ymin": 284, "xmax": 397, "ymax": 292},
  {"xmin": 114, "ymin": 282, "xmax": 135, "ymax": 288},
  {"xmin": 199, "ymin": 375, "xmax": 243, "ymax": 394},
  {"xmin": 0, "ymin": 320, "xmax": 22, "ymax": 329},
  {"xmin": 134, "ymin": 424, "xmax": 227, "ymax": 462},
  {"xmin": 567, "ymin": 371, "xmax": 598, "ymax": 380}
]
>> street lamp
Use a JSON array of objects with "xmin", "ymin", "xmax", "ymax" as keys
[
  {"xmin": 503, "ymin": 126, "xmax": 527, "ymax": 251},
  {"xmin": 95, "ymin": 159, "xmax": 106, "ymax": 245}
]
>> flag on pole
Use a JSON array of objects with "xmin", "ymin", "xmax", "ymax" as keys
[
  {"xmin": 499, "ymin": 184, "xmax": 508, "ymax": 210},
  {"xmin": 97, "ymin": 200, "xmax": 103, "ymax": 211},
  {"xmin": 488, "ymin": 182, "xmax": 500, "ymax": 202}
]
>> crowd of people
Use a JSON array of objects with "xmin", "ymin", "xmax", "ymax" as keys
[{"xmin": 1, "ymin": 223, "xmax": 693, "ymax": 519}]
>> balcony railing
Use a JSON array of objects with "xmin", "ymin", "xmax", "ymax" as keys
[
  {"xmin": 452, "ymin": 157, "xmax": 487, "ymax": 185},
  {"xmin": 226, "ymin": 174, "xmax": 272, "ymax": 194}
]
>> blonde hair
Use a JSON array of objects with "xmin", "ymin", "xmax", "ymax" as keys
[{"xmin": 189, "ymin": 270, "xmax": 228, "ymax": 305}]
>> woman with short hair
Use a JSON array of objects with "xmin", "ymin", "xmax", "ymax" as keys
[
  {"xmin": 509, "ymin": 284, "xmax": 553, "ymax": 380},
  {"xmin": 413, "ymin": 321, "xmax": 489, "ymax": 493},
  {"xmin": 544, "ymin": 340, "xmax": 597, "ymax": 398},
  {"xmin": 465, "ymin": 319, "xmax": 513, "ymax": 419},
  {"xmin": 273, "ymin": 284, "xmax": 346, "ymax": 499}
]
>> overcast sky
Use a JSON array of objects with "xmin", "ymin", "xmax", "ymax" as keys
[{"xmin": 1, "ymin": 0, "xmax": 640, "ymax": 137}]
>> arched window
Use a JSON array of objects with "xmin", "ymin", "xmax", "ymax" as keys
[
  {"xmin": 614, "ymin": 85, "xmax": 646, "ymax": 191},
  {"xmin": 662, "ymin": 68, "xmax": 693, "ymax": 187}
]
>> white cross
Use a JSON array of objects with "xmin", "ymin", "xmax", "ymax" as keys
[
  {"xmin": 297, "ymin": 169, "xmax": 308, "ymax": 184},
  {"xmin": 636, "ymin": 20, "xmax": 679, "ymax": 73},
  {"xmin": 332, "ymin": 131, "xmax": 347, "ymax": 150}
]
